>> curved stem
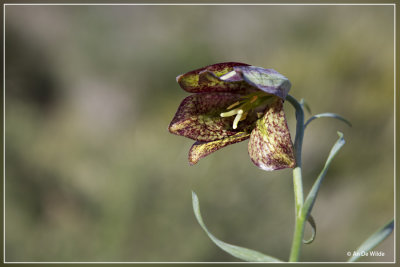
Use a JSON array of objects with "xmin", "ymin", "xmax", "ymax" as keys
[{"xmin": 286, "ymin": 95, "xmax": 306, "ymax": 262}]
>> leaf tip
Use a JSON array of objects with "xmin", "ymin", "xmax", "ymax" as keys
[{"xmin": 191, "ymin": 191, "xmax": 198, "ymax": 202}]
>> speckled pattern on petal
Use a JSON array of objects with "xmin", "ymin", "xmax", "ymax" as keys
[
  {"xmin": 177, "ymin": 62, "xmax": 252, "ymax": 93},
  {"xmin": 168, "ymin": 92, "xmax": 256, "ymax": 142},
  {"xmin": 170, "ymin": 62, "xmax": 295, "ymax": 168},
  {"xmin": 248, "ymin": 98, "xmax": 295, "ymax": 171},
  {"xmin": 189, "ymin": 132, "xmax": 250, "ymax": 165}
]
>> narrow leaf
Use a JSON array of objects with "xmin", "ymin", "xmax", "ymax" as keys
[
  {"xmin": 302, "ymin": 132, "xmax": 345, "ymax": 219},
  {"xmin": 348, "ymin": 219, "xmax": 394, "ymax": 262},
  {"xmin": 304, "ymin": 113, "xmax": 352, "ymax": 129},
  {"xmin": 299, "ymin": 98, "xmax": 312, "ymax": 114},
  {"xmin": 303, "ymin": 215, "xmax": 316, "ymax": 244},
  {"xmin": 192, "ymin": 191, "xmax": 282, "ymax": 262}
]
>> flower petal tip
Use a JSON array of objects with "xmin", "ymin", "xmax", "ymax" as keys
[
  {"xmin": 168, "ymin": 120, "xmax": 185, "ymax": 134},
  {"xmin": 188, "ymin": 142, "xmax": 204, "ymax": 165},
  {"xmin": 188, "ymin": 156, "xmax": 199, "ymax": 166},
  {"xmin": 251, "ymin": 158, "xmax": 296, "ymax": 171},
  {"xmin": 176, "ymin": 74, "xmax": 183, "ymax": 83}
]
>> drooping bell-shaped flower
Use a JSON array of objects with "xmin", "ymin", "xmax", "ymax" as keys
[{"xmin": 168, "ymin": 62, "xmax": 296, "ymax": 171}]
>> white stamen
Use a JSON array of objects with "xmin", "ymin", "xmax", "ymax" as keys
[
  {"xmin": 220, "ymin": 108, "xmax": 240, "ymax": 117},
  {"xmin": 232, "ymin": 109, "xmax": 243, "ymax": 129}
]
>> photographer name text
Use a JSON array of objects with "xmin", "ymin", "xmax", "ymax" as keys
[{"xmin": 347, "ymin": 251, "xmax": 385, "ymax": 257}]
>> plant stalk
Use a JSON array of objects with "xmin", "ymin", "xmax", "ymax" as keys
[
  {"xmin": 286, "ymin": 95, "xmax": 306, "ymax": 262},
  {"xmin": 289, "ymin": 211, "xmax": 306, "ymax": 262}
]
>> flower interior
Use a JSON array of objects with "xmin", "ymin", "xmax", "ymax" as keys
[{"xmin": 220, "ymin": 91, "xmax": 275, "ymax": 129}]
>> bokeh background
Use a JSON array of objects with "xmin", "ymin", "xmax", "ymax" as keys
[{"xmin": 5, "ymin": 4, "xmax": 394, "ymax": 262}]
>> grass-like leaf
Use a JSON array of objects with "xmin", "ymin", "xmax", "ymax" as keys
[
  {"xmin": 192, "ymin": 191, "xmax": 282, "ymax": 262},
  {"xmin": 302, "ymin": 132, "xmax": 345, "ymax": 220},
  {"xmin": 299, "ymin": 98, "xmax": 312, "ymax": 114},
  {"xmin": 348, "ymin": 219, "xmax": 394, "ymax": 262},
  {"xmin": 303, "ymin": 215, "xmax": 316, "ymax": 244},
  {"xmin": 304, "ymin": 113, "xmax": 352, "ymax": 129}
]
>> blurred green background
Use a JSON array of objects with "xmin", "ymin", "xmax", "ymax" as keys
[{"xmin": 5, "ymin": 5, "xmax": 394, "ymax": 262}]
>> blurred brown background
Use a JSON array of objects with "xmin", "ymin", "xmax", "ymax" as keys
[{"xmin": 5, "ymin": 4, "xmax": 394, "ymax": 262}]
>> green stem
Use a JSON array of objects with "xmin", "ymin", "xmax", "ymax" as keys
[
  {"xmin": 286, "ymin": 95, "xmax": 306, "ymax": 262},
  {"xmin": 289, "ymin": 211, "xmax": 306, "ymax": 262},
  {"xmin": 292, "ymin": 167, "xmax": 303, "ymax": 217}
]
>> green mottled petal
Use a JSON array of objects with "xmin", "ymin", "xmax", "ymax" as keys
[
  {"xmin": 189, "ymin": 133, "xmax": 250, "ymax": 165},
  {"xmin": 248, "ymin": 98, "xmax": 296, "ymax": 171},
  {"xmin": 177, "ymin": 62, "xmax": 252, "ymax": 93},
  {"xmin": 235, "ymin": 66, "xmax": 291, "ymax": 100},
  {"xmin": 169, "ymin": 93, "xmax": 256, "ymax": 142}
]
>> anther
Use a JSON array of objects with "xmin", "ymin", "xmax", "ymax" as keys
[
  {"xmin": 226, "ymin": 101, "xmax": 241, "ymax": 110},
  {"xmin": 250, "ymin": 95, "xmax": 258, "ymax": 103}
]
